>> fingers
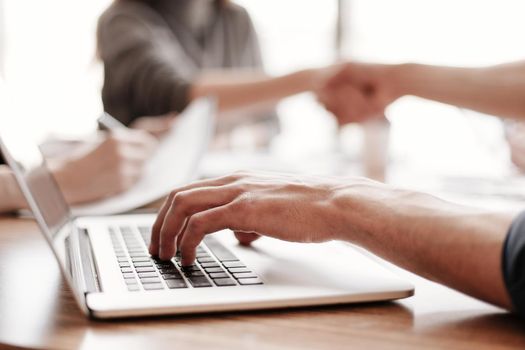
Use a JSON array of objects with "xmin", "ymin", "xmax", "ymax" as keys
[
  {"xmin": 149, "ymin": 193, "xmax": 175, "ymax": 255},
  {"xmin": 149, "ymin": 173, "xmax": 254, "ymax": 256},
  {"xmin": 234, "ymin": 231, "xmax": 261, "ymax": 246},
  {"xmin": 149, "ymin": 176, "xmax": 240, "ymax": 256},
  {"xmin": 152, "ymin": 184, "xmax": 242, "ymax": 260},
  {"xmin": 178, "ymin": 204, "xmax": 242, "ymax": 265}
]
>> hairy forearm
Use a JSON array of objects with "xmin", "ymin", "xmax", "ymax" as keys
[
  {"xmin": 0, "ymin": 166, "xmax": 25, "ymax": 213},
  {"xmin": 341, "ymin": 189, "xmax": 515, "ymax": 309},
  {"xmin": 392, "ymin": 62, "xmax": 525, "ymax": 120},
  {"xmin": 189, "ymin": 69, "xmax": 321, "ymax": 112}
]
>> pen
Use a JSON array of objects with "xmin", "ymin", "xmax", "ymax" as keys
[{"xmin": 97, "ymin": 112, "xmax": 127, "ymax": 131}]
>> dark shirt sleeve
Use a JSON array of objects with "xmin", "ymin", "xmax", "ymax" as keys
[
  {"xmin": 97, "ymin": 3, "xmax": 194, "ymax": 125},
  {"xmin": 503, "ymin": 211, "xmax": 525, "ymax": 317}
]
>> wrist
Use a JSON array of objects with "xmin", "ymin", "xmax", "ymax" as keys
[
  {"xmin": 292, "ymin": 68, "xmax": 322, "ymax": 92},
  {"xmin": 387, "ymin": 63, "xmax": 419, "ymax": 99},
  {"xmin": 327, "ymin": 182, "xmax": 403, "ymax": 245}
]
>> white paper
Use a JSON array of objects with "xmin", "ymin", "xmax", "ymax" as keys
[{"xmin": 73, "ymin": 98, "xmax": 215, "ymax": 216}]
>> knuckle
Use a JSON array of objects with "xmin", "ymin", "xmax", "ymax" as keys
[
  {"xmin": 233, "ymin": 192, "xmax": 255, "ymax": 212},
  {"xmin": 187, "ymin": 215, "xmax": 204, "ymax": 233},
  {"xmin": 230, "ymin": 170, "xmax": 250, "ymax": 180},
  {"xmin": 168, "ymin": 189, "xmax": 179, "ymax": 201},
  {"xmin": 171, "ymin": 192, "xmax": 188, "ymax": 213}
]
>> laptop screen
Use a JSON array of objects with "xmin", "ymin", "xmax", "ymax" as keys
[{"xmin": 0, "ymin": 128, "xmax": 72, "ymax": 245}]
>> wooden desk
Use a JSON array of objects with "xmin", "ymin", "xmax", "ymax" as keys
[{"xmin": 0, "ymin": 217, "xmax": 524, "ymax": 350}]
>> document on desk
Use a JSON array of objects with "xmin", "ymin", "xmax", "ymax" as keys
[{"xmin": 72, "ymin": 98, "xmax": 215, "ymax": 216}]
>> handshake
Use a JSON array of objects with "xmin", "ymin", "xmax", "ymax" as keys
[{"xmin": 312, "ymin": 62, "xmax": 402, "ymax": 125}]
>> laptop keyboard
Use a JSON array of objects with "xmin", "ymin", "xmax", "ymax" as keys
[{"xmin": 109, "ymin": 225, "xmax": 263, "ymax": 292}]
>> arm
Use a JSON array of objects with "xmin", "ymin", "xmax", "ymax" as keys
[
  {"xmin": 191, "ymin": 69, "xmax": 326, "ymax": 112},
  {"xmin": 98, "ymin": 5, "xmax": 332, "ymax": 121},
  {"xmin": 393, "ymin": 62, "xmax": 525, "ymax": 120},
  {"xmin": 149, "ymin": 172, "xmax": 515, "ymax": 310},
  {"xmin": 319, "ymin": 61, "xmax": 525, "ymax": 124}
]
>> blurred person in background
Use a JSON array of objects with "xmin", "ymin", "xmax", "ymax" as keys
[{"xmin": 97, "ymin": 0, "xmax": 339, "ymax": 148}]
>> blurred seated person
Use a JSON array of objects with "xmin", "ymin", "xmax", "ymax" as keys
[
  {"xmin": 97, "ymin": 0, "xmax": 336, "ymax": 147},
  {"xmin": 0, "ymin": 129, "xmax": 156, "ymax": 213},
  {"xmin": 318, "ymin": 61, "xmax": 525, "ymax": 171}
]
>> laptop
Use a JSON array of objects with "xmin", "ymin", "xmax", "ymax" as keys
[{"xmin": 0, "ymin": 130, "xmax": 413, "ymax": 319}]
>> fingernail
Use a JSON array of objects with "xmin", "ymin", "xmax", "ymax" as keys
[
  {"xmin": 159, "ymin": 251, "xmax": 169, "ymax": 261},
  {"xmin": 181, "ymin": 257, "xmax": 193, "ymax": 267}
]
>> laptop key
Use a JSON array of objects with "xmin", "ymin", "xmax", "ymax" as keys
[
  {"xmin": 131, "ymin": 257, "xmax": 150, "ymax": 262},
  {"xmin": 125, "ymin": 278, "xmax": 138, "ymax": 285},
  {"xmin": 138, "ymin": 272, "xmax": 158, "ymax": 278},
  {"xmin": 183, "ymin": 270, "xmax": 205, "ymax": 277},
  {"xmin": 120, "ymin": 267, "xmax": 133, "ymax": 273},
  {"xmin": 228, "ymin": 267, "xmax": 251, "ymax": 274},
  {"xmin": 187, "ymin": 276, "xmax": 212, "ymax": 288},
  {"xmin": 159, "ymin": 267, "xmax": 178, "ymax": 274},
  {"xmin": 133, "ymin": 262, "xmax": 153, "ymax": 267},
  {"xmin": 209, "ymin": 272, "xmax": 229, "ymax": 279},
  {"xmin": 127, "ymin": 285, "xmax": 141, "ymax": 291},
  {"xmin": 119, "ymin": 263, "xmax": 131, "ymax": 268},
  {"xmin": 222, "ymin": 261, "xmax": 245, "ymax": 268},
  {"xmin": 233, "ymin": 272, "xmax": 258, "ymax": 279},
  {"xmin": 166, "ymin": 279, "xmax": 187, "ymax": 289},
  {"xmin": 122, "ymin": 272, "xmax": 135, "ymax": 279},
  {"xmin": 136, "ymin": 267, "xmax": 156, "ymax": 273},
  {"xmin": 163, "ymin": 273, "xmax": 183, "ymax": 280},
  {"xmin": 143, "ymin": 283, "xmax": 164, "ymax": 290},
  {"xmin": 238, "ymin": 277, "xmax": 263, "ymax": 285},
  {"xmin": 200, "ymin": 262, "xmax": 220, "ymax": 268},
  {"xmin": 204, "ymin": 267, "xmax": 225, "ymax": 273},
  {"xmin": 140, "ymin": 277, "xmax": 161, "ymax": 284},
  {"xmin": 197, "ymin": 257, "xmax": 215, "ymax": 263},
  {"xmin": 181, "ymin": 265, "xmax": 200, "ymax": 272},
  {"xmin": 214, "ymin": 278, "xmax": 236, "ymax": 287}
]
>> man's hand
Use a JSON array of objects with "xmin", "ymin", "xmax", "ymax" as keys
[
  {"xmin": 149, "ymin": 172, "xmax": 392, "ymax": 265},
  {"xmin": 317, "ymin": 63, "xmax": 400, "ymax": 125},
  {"xmin": 50, "ymin": 129, "xmax": 157, "ymax": 204}
]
